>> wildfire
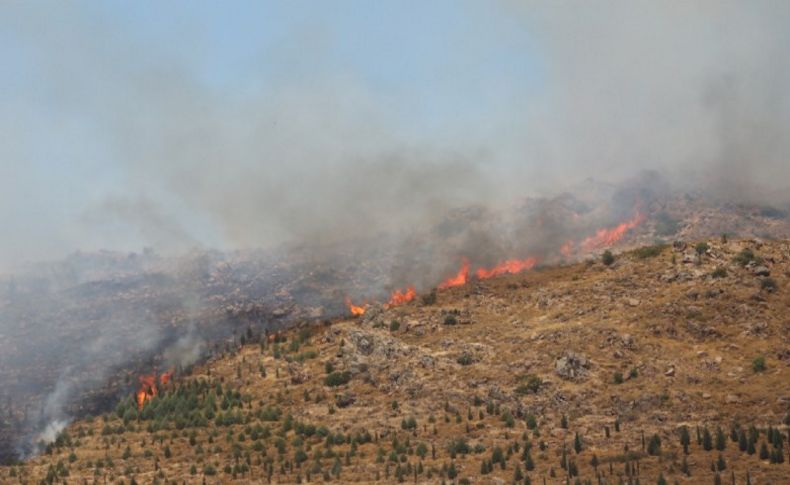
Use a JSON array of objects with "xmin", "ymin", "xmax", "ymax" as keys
[
  {"xmin": 344, "ymin": 297, "xmax": 366, "ymax": 316},
  {"xmin": 580, "ymin": 211, "xmax": 645, "ymax": 251},
  {"xmin": 438, "ymin": 257, "xmax": 470, "ymax": 289},
  {"xmin": 475, "ymin": 257, "xmax": 538, "ymax": 280},
  {"xmin": 385, "ymin": 286, "xmax": 416, "ymax": 308},
  {"xmin": 339, "ymin": 209, "xmax": 645, "ymax": 313},
  {"xmin": 135, "ymin": 369, "xmax": 174, "ymax": 410},
  {"xmin": 136, "ymin": 373, "xmax": 157, "ymax": 410},
  {"xmin": 159, "ymin": 370, "xmax": 173, "ymax": 386}
]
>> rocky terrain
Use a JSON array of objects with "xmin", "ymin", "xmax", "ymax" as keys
[{"xmin": 2, "ymin": 237, "xmax": 788, "ymax": 484}]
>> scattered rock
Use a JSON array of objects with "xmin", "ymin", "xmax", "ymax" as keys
[
  {"xmin": 620, "ymin": 334, "xmax": 636, "ymax": 349},
  {"xmin": 752, "ymin": 265, "xmax": 771, "ymax": 276},
  {"xmin": 665, "ymin": 368, "xmax": 675, "ymax": 377},
  {"xmin": 335, "ymin": 391, "xmax": 356, "ymax": 408},
  {"xmin": 626, "ymin": 298, "xmax": 640, "ymax": 307},
  {"xmin": 555, "ymin": 352, "xmax": 590, "ymax": 380},
  {"xmin": 725, "ymin": 394, "xmax": 740, "ymax": 404}
]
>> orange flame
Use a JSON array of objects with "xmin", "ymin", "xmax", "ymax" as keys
[
  {"xmin": 385, "ymin": 286, "xmax": 416, "ymax": 308},
  {"xmin": 344, "ymin": 297, "xmax": 366, "ymax": 316},
  {"xmin": 136, "ymin": 390, "xmax": 147, "ymax": 411},
  {"xmin": 159, "ymin": 370, "xmax": 173, "ymax": 386},
  {"xmin": 580, "ymin": 212, "xmax": 645, "ymax": 251},
  {"xmin": 438, "ymin": 257, "xmax": 470, "ymax": 289},
  {"xmin": 475, "ymin": 257, "xmax": 538, "ymax": 280},
  {"xmin": 136, "ymin": 373, "xmax": 159, "ymax": 410}
]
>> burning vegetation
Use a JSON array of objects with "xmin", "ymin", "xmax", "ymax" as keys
[
  {"xmin": 135, "ymin": 370, "xmax": 174, "ymax": 410},
  {"xmin": 344, "ymin": 208, "xmax": 647, "ymax": 315}
]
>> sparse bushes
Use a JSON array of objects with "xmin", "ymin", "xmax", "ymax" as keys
[
  {"xmin": 613, "ymin": 372, "xmax": 624, "ymax": 384},
  {"xmin": 421, "ymin": 290, "xmax": 437, "ymax": 306},
  {"xmin": 443, "ymin": 315, "xmax": 458, "ymax": 326},
  {"xmin": 389, "ymin": 320, "xmax": 400, "ymax": 332},
  {"xmin": 711, "ymin": 267, "xmax": 727, "ymax": 278},
  {"xmin": 456, "ymin": 353, "xmax": 473, "ymax": 366},
  {"xmin": 760, "ymin": 277, "xmax": 777, "ymax": 291},
  {"xmin": 447, "ymin": 438, "xmax": 471, "ymax": 456},
  {"xmin": 633, "ymin": 244, "xmax": 667, "ymax": 259},
  {"xmin": 734, "ymin": 248, "xmax": 759, "ymax": 266},
  {"xmin": 515, "ymin": 374, "xmax": 542, "ymax": 395},
  {"xmin": 695, "ymin": 242, "xmax": 709, "ymax": 257},
  {"xmin": 324, "ymin": 371, "xmax": 352, "ymax": 387},
  {"xmin": 752, "ymin": 355, "xmax": 766, "ymax": 373}
]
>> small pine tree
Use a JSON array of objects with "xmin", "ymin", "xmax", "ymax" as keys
[
  {"xmin": 514, "ymin": 464, "xmax": 524, "ymax": 481},
  {"xmin": 715, "ymin": 427, "xmax": 727, "ymax": 451},
  {"xmin": 759, "ymin": 442, "xmax": 769, "ymax": 459},
  {"xmin": 716, "ymin": 453, "xmax": 726, "ymax": 471},
  {"xmin": 703, "ymin": 427, "xmax": 713, "ymax": 451}
]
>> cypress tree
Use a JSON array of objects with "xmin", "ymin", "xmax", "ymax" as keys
[
  {"xmin": 715, "ymin": 427, "xmax": 727, "ymax": 451},
  {"xmin": 703, "ymin": 428, "xmax": 713, "ymax": 451},
  {"xmin": 738, "ymin": 430, "xmax": 748, "ymax": 452},
  {"xmin": 759, "ymin": 441, "xmax": 769, "ymax": 460}
]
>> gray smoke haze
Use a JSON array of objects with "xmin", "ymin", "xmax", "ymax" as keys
[
  {"xmin": 1, "ymin": 1, "xmax": 789, "ymax": 268},
  {"xmin": 1, "ymin": 2, "xmax": 790, "ymax": 461}
]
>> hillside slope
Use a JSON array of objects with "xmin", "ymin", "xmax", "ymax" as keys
[{"xmin": 3, "ymin": 238, "xmax": 789, "ymax": 484}]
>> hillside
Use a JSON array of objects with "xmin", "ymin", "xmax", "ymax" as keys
[{"xmin": 2, "ymin": 237, "xmax": 789, "ymax": 484}]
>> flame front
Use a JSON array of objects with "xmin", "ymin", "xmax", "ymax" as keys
[
  {"xmin": 344, "ymin": 297, "xmax": 366, "ymax": 316},
  {"xmin": 580, "ymin": 211, "xmax": 645, "ymax": 251},
  {"xmin": 385, "ymin": 286, "xmax": 416, "ymax": 308},
  {"xmin": 475, "ymin": 257, "xmax": 537, "ymax": 280},
  {"xmin": 339, "ymin": 210, "xmax": 644, "ymax": 311},
  {"xmin": 438, "ymin": 257, "xmax": 470, "ymax": 289}
]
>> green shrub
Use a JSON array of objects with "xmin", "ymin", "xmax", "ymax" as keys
[
  {"xmin": 515, "ymin": 375, "xmax": 542, "ymax": 395},
  {"xmin": 602, "ymin": 250, "xmax": 615, "ymax": 266},
  {"xmin": 711, "ymin": 267, "xmax": 727, "ymax": 278},
  {"xmin": 710, "ymin": 266, "xmax": 727, "ymax": 278},
  {"xmin": 695, "ymin": 242, "xmax": 709, "ymax": 256},
  {"xmin": 733, "ymin": 248, "xmax": 759, "ymax": 266},
  {"xmin": 613, "ymin": 372, "xmax": 624, "ymax": 384},
  {"xmin": 324, "ymin": 371, "xmax": 352, "ymax": 387},
  {"xmin": 752, "ymin": 355, "xmax": 766, "ymax": 372},
  {"xmin": 633, "ymin": 244, "xmax": 667, "ymax": 259},
  {"xmin": 456, "ymin": 353, "xmax": 473, "ymax": 366},
  {"xmin": 761, "ymin": 277, "xmax": 777, "ymax": 291},
  {"xmin": 421, "ymin": 291, "xmax": 437, "ymax": 306},
  {"xmin": 443, "ymin": 315, "xmax": 458, "ymax": 325},
  {"xmin": 389, "ymin": 320, "xmax": 400, "ymax": 332}
]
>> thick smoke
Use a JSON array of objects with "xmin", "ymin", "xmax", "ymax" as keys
[
  {"xmin": 1, "ymin": 0, "xmax": 790, "ymax": 461},
  {"xmin": 503, "ymin": 0, "xmax": 790, "ymax": 201},
  {"xmin": 1, "ymin": 2, "xmax": 787, "ymax": 269}
]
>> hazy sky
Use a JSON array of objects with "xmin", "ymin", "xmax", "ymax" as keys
[{"xmin": 1, "ymin": 1, "xmax": 788, "ymax": 269}]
